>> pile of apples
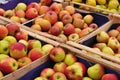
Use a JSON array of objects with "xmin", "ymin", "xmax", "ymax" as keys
[
  {"xmin": 0, "ymin": 0, "xmax": 52, "ymax": 23},
  {"xmin": 29, "ymin": 2, "xmax": 98, "ymax": 42},
  {"xmin": 0, "ymin": 23, "xmax": 54, "ymax": 77},
  {"xmin": 34, "ymin": 46, "xmax": 119, "ymax": 80},
  {"xmin": 93, "ymin": 26, "xmax": 120, "ymax": 58},
  {"xmin": 72, "ymin": 0, "xmax": 120, "ymax": 13}
]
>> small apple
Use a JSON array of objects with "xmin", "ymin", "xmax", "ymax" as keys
[
  {"xmin": 53, "ymin": 62, "xmax": 67, "ymax": 73},
  {"xmin": 0, "ymin": 54, "xmax": 9, "ymax": 61},
  {"xmin": 93, "ymin": 43, "xmax": 107, "ymax": 50},
  {"xmin": 87, "ymin": 64, "xmax": 105, "ymax": 80},
  {"xmin": 63, "ymin": 23, "xmax": 75, "ymax": 36},
  {"xmin": 15, "ymin": 9, "xmax": 25, "ymax": 18},
  {"xmin": 6, "ymin": 23, "xmax": 20, "ymax": 36},
  {"xmin": 83, "ymin": 14, "xmax": 94, "ymax": 25},
  {"xmin": 83, "ymin": 23, "xmax": 89, "ymax": 29},
  {"xmin": 28, "ymin": 40, "xmax": 42, "ymax": 50},
  {"xmin": 15, "ymin": 31, "xmax": 28, "ymax": 41},
  {"xmin": 64, "ymin": 53, "xmax": 77, "ymax": 66},
  {"xmin": 10, "ymin": 16, "xmax": 21, "ymax": 23},
  {"xmin": 3, "ymin": 36, "xmax": 17, "ymax": 45},
  {"xmin": 68, "ymin": 33, "xmax": 80, "ymax": 41},
  {"xmin": 58, "ymin": 33, "xmax": 68, "ymax": 41},
  {"xmin": 44, "ymin": 11, "xmax": 58, "ymax": 25},
  {"xmin": 49, "ymin": 26, "xmax": 61, "ymax": 36},
  {"xmin": 15, "ymin": 3, "xmax": 27, "ymax": 11},
  {"xmin": 50, "ymin": 72, "xmax": 67, "ymax": 80},
  {"xmin": 10, "ymin": 42, "xmax": 27, "ymax": 59},
  {"xmin": 28, "ymin": 48, "xmax": 43, "ymax": 61},
  {"xmin": 40, "ymin": 0, "xmax": 52, "ymax": 6},
  {"xmin": 17, "ymin": 56, "xmax": 32, "ymax": 68},
  {"xmin": 101, "ymin": 74, "xmax": 118, "ymax": 80},
  {"xmin": 0, "ymin": 25, "xmax": 8, "ymax": 39},
  {"xmin": 39, "ymin": 6, "xmax": 49, "ymax": 15},
  {"xmin": 59, "ymin": 10, "xmax": 70, "ymax": 20},
  {"xmin": 61, "ymin": 14, "xmax": 72, "ymax": 24},
  {"xmin": 72, "ymin": 13, "xmax": 83, "ymax": 20},
  {"xmin": 0, "ymin": 8, "xmax": 5, "ymax": 16},
  {"xmin": 108, "ymin": 29, "xmax": 119, "ymax": 37},
  {"xmin": 89, "ymin": 23, "xmax": 98, "ymax": 30},
  {"xmin": 82, "ymin": 77, "xmax": 93, "ymax": 80},
  {"xmin": 53, "ymin": 21, "xmax": 64, "ymax": 31},
  {"xmin": 20, "ymin": 17, "xmax": 28, "ymax": 23},
  {"xmin": 65, "ymin": 6, "xmax": 75, "ymax": 15},
  {"xmin": 40, "ymin": 68, "xmax": 55, "ymax": 80},
  {"xmin": 3, "ymin": 10, "xmax": 14, "ymax": 18},
  {"xmin": 79, "ymin": 28, "xmax": 89, "ymax": 37},
  {"xmin": 49, "ymin": 47, "xmax": 65, "ymax": 62},
  {"xmin": 0, "ymin": 40, "xmax": 9, "ymax": 55},
  {"xmin": 73, "ymin": 18, "xmax": 84, "ymax": 28},
  {"xmin": 19, "ymin": 39, "xmax": 28, "ymax": 48},
  {"xmin": 102, "ymin": 46, "xmax": 115, "ymax": 55},
  {"xmin": 25, "ymin": 8, "xmax": 38, "ymax": 19},
  {"xmin": 31, "ymin": 24, "xmax": 41, "ymax": 31},
  {"xmin": 75, "ymin": 28, "xmax": 82, "ymax": 34},
  {"xmin": 0, "ymin": 57, "xmax": 18, "ymax": 74},
  {"xmin": 27, "ymin": 2, "xmax": 40, "ymax": 12},
  {"xmin": 41, "ymin": 44, "xmax": 54, "ymax": 55}
]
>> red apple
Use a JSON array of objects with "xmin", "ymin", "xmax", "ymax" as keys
[
  {"xmin": 49, "ymin": 26, "xmax": 61, "ymax": 36},
  {"xmin": 53, "ymin": 21, "xmax": 64, "ymax": 31},
  {"xmin": 6, "ymin": 23, "xmax": 20, "ymax": 36},
  {"xmin": 49, "ymin": 47, "xmax": 65, "ymax": 62},
  {"xmin": 49, "ymin": 2, "xmax": 61, "ymax": 14},
  {"xmin": 15, "ymin": 31, "xmax": 28, "ymax": 41},
  {"xmin": 0, "ymin": 25, "xmax": 8, "ymax": 39},
  {"xmin": 0, "ymin": 57, "xmax": 18, "ymax": 74},
  {"xmin": 18, "ymin": 56, "xmax": 32, "ymax": 68},
  {"xmin": 50, "ymin": 72, "xmax": 67, "ymax": 80},
  {"xmin": 101, "ymin": 74, "xmax": 118, "ymax": 80},
  {"xmin": 27, "ymin": 2, "xmax": 40, "ymax": 12},
  {"xmin": 28, "ymin": 48, "xmax": 43, "ymax": 61},
  {"xmin": 53, "ymin": 62, "xmax": 67, "ymax": 73},
  {"xmin": 40, "ymin": 68, "xmax": 55, "ymax": 80},
  {"xmin": 39, "ymin": 6, "xmax": 49, "ymax": 15},
  {"xmin": 44, "ymin": 11, "xmax": 58, "ymax": 25},
  {"xmin": 89, "ymin": 23, "xmax": 98, "ymax": 30},
  {"xmin": 40, "ymin": 0, "xmax": 52, "ymax": 6},
  {"xmin": 10, "ymin": 42, "xmax": 27, "ymax": 59},
  {"xmin": 63, "ymin": 23, "xmax": 75, "ymax": 36},
  {"xmin": 0, "ymin": 8, "xmax": 5, "ymax": 16},
  {"xmin": 59, "ymin": 10, "xmax": 70, "ymax": 20},
  {"xmin": 62, "ymin": 14, "xmax": 72, "ymax": 24},
  {"xmin": 15, "ymin": 9, "xmax": 25, "ymax": 18},
  {"xmin": 25, "ymin": 8, "xmax": 38, "ymax": 19}
]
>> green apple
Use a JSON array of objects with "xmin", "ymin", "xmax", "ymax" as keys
[
  {"xmin": 15, "ymin": 3, "xmax": 27, "ymax": 11},
  {"xmin": 102, "ymin": 46, "xmax": 115, "ymax": 55},
  {"xmin": 68, "ymin": 33, "xmax": 80, "ymax": 42},
  {"xmin": 0, "ymin": 54, "xmax": 9, "ymax": 61},
  {"xmin": 87, "ymin": 64, "xmax": 105, "ymax": 80},
  {"xmin": 3, "ymin": 36, "xmax": 17, "ymax": 45},
  {"xmin": 82, "ymin": 77, "xmax": 93, "ymax": 80},
  {"xmin": 0, "ymin": 40, "xmax": 10, "ymax": 55},
  {"xmin": 41, "ymin": 44, "xmax": 54, "ymax": 55}
]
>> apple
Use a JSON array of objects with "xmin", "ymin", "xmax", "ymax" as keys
[
  {"xmin": 40, "ymin": 0, "xmax": 52, "ymax": 6},
  {"xmin": 65, "ymin": 62, "xmax": 86, "ymax": 80},
  {"xmin": 44, "ymin": 11, "xmax": 58, "ymax": 25},
  {"xmin": 72, "ymin": 13, "xmax": 83, "ymax": 20},
  {"xmin": 64, "ymin": 53, "xmax": 77, "ymax": 66},
  {"xmin": 65, "ymin": 6, "xmax": 75, "ymax": 15},
  {"xmin": 61, "ymin": 14, "xmax": 72, "ymax": 24},
  {"xmin": 25, "ymin": 8, "xmax": 38, "ymax": 19},
  {"xmin": 96, "ymin": 31, "xmax": 109, "ymax": 43},
  {"xmin": 49, "ymin": 47, "xmax": 65, "ymax": 62},
  {"xmin": 28, "ymin": 48, "xmax": 43, "ymax": 61},
  {"xmin": 36, "ymin": 18, "xmax": 51, "ymax": 32},
  {"xmin": 27, "ymin": 2, "xmax": 40, "ymax": 12},
  {"xmin": 0, "ymin": 25, "xmax": 8, "ymax": 39},
  {"xmin": 116, "ymin": 26, "xmax": 120, "ymax": 32},
  {"xmin": 49, "ymin": 26, "xmax": 61, "ymax": 36},
  {"xmin": 0, "ymin": 8, "xmax": 5, "ymax": 16},
  {"xmin": 79, "ymin": 28, "xmax": 89, "ymax": 37},
  {"xmin": 19, "ymin": 39, "xmax": 28, "ymax": 48},
  {"xmin": 15, "ymin": 3, "xmax": 27, "ymax": 11},
  {"xmin": 10, "ymin": 16, "xmax": 21, "ymax": 23},
  {"xmin": 63, "ymin": 23, "xmax": 75, "ymax": 36},
  {"xmin": 49, "ymin": 2, "xmax": 61, "ymax": 14},
  {"xmin": 73, "ymin": 18, "xmax": 84, "ymax": 28},
  {"xmin": 15, "ymin": 9, "xmax": 25, "ymax": 18},
  {"xmin": 39, "ymin": 6, "xmax": 49, "ymax": 15},
  {"xmin": 28, "ymin": 40, "xmax": 42, "ymax": 50},
  {"xmin": 17, "ymin": 56, "xmax": 32, "ymax": 68},
  {"xmin": 53, "ymin": 21, "xmax": 64, "ymax": 31},
  {"xmin": 58, "ymin": 33, "xmax": 68, "ymax": 41},
  {"xmin": 31, "ymin": 24, "xmax": 41, "ymax": 31},
  {"xmin": 0, "ymin": 40, "xmax": 9, "ymax": 55},
  {"xmin": 10, "ymin": 42, "xmax": 27, "ymax": 59},
  {"xmin": 83, "ymin": 14, "xmax": 94, "ymax": 25},
  {"xmin": 6, "ymin": 23, "xmax": 20, "ymax": 36},
  {"xmin": 41, "ymin": 44, "xmax": 54, "ymax": 55},
  {"xmin": 3, "ymin": 36, "xmax": 17, "ymax": 45},
  {"xmin": 15, "ymin": 31, "xmax": 28, "ymax": 41},
  {"xmin": 75, "ymin": 28, "xmax": 81, "ymax": 34},
  {"xmin": 87, "ymin": 64, "xmax": 105, "ymax": 80},
  {"xmin": 0, "ymin": 71, "xmax": 3, "ymax": 78},
  {"xmin": 108, "ymin": 29, "xmax": 119, "ymax": 37},
  {"xmin": 0, "ymin": 54, "xmax": 9, "ymax": 61},
  {"xmin": 0, "ymin": 57, "xmax": 18, "ymax": 74},
  {"xmin": 83, "ymin": 23, "xmax": 89, "ymax": 29},
  {"xmin": 59, "ymin": 10, "xmax": 70, "ymax": 20},
  {"xmin": 20, "ymin": 17, "xmax": 28, "ymax": 23},
  {"xmin": 101, "ymin": 74, "xmax": 118, "ymax": 80},
  {"xmin": 68, "ymin": 33, "xmax": 80, "ymax": 41},
  {"xmin": 40, "ymin": 68, "xmax": 55, "ymax": 80},
  {"xmin": 89, "ymin": 23, "xmax": 98, "ymax": 30},
  {"xmin": 93, "ymin": 43, "xmax": 107, "ymax": 50},
  {"xmin": 50, "ymin": 72, "xmax": 67, "ymax": 80},
  {"xmin": 3, "ymin": 10, "xmax": 14, "ymax": 18},
  {"xmin": 34, "ymin": 77, "xmax": 48, "ymax": 80},
  {"xmin": 102, "ymin": 46, "xmax": 115, "ymax": 55},
  {"xmin": 53, "ymin": 62, "xmax": 67, "ymax": 73},
  {"xmin": 82, "ymin": 77, "xmax": 92, "ymax": 80}
]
